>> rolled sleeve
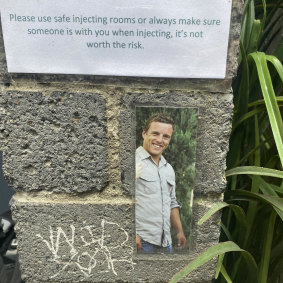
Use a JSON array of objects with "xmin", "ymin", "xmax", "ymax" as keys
[{"xmin": 169, "ymin": 180, "xmax": 180, "ymax": 209}]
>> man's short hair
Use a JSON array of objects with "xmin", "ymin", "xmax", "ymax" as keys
[{"xmin": 143, "ymin": 113, "xmax": 174, "ymax": 133}]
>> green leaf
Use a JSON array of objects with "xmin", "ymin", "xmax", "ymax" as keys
[
  {"xmin": 226, "ymin": 166, "xmax": 283, "ymax": 179},
  {"xmin": 252, "ymin": 175, "xmax": 278, "ymax": 196},
  {"xmin": 272, "ymin": 35, "xmax": 283, "ymax": 61},
  {"xmin": 215, "ymin": 253, "xmax": 224, "ymax": 279},
  {"xmin": 247, "ymin": 19, "xmax": 262, "ymax": 53},
  {"xmin": 244, "ymin": 0, "xmax": 255, "ymax": 48},
  {"xmin": 198, "ymin": 202, "xmax": 248, "ymax": 241},
  {"xmin": 259, "ymin": 211, "xmax": 277, "ymax": 283},
  {"xmin": 197, "ymin": 202, "xmax": 228, "ymax": 225},
  {"xmin": 253, "ymin": 176, "xmax": 283, "ymax": 220},
  {"xmin": 273, "ymin": 207, "xmax": 283, "ymax": 222},
  {"xmin": 225, "ymin": 190, "xmax": 283, "ymax": 212},
  {"xmin": 254, "ymin": 113, "xmax": 260, "ymax": 168},
  {"xmin": 260, "ymin": 0, "xmax": 267, "ymax": 31},
  {"xmin": 220, "ymin": 223, "xmax": 233, "ymax": 241},
  {"xmin": 269, "ymin": 183, "xmax": 283, "ymax": 195},
  {"xmin": 220, "ymin": 265, "xmax": 233, "ymax": 283},
  {"xmin": 249, "ymin": 53, "xmax": 283, "ymax": 165},
  {"xmin": 232, "ymin": 106, "xmax": 265, "ymax": 133},
  {"xmin": 169, "ymin": 242, "xmax": 258, "ymax": 283},
  {"xmin": 269, "ymin": 257, "xmax": 283, "ymax": 283},
  {"xmin": 246, "ymin": 96, "xmax": 283, "ymax": 108},
  {"xmin": 234, "ymin": 136, "xmax": 274, "ymax": 167},
  {"xmin": 266, "ymin": 55, "xmax": 283, "ymax": 82}
]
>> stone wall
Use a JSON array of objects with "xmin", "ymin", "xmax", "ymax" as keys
[{"xmin": 0, "ymin": 1, "xmax": 243, "ymax": 282}]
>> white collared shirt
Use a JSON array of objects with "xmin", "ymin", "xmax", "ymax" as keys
[{"xmin": 135, "ymin": 146, "xmax": 179, "ymax": 247}]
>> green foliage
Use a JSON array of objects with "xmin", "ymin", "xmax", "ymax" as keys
[
  {"xmin": 221, "ymin": 0, "xmax": 283, "ymax": 280},
  {"xmin": 171, "ymin": 0, "xmax": 283, "ymax": 282},
  {"xmin": 136, "ymin": 107, "xmax": 198, "ymax": 246},
  {"xmin": 169, "ymin": 241, "xmax": 258, "ymax": 283}
]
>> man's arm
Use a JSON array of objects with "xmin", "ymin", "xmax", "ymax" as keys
[
  {"xmin": 170, "ymin": 207, "xmax": 187, "ymax": 248},
  {"xmin": 136, "ymin": 234, "xmax": 142, "ymax": 251}
]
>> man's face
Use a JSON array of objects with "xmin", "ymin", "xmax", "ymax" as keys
[{"xmin": 142, "ymin": 122, "xmax": 173, "ymax": 161}]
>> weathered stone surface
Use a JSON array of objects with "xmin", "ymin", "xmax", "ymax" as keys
[
  {"xmin": 0, "ymin": 91, "xmax": 108, "ymax": 193},
  {"xmin": 226, "ymin": 0, "xmax": 243, "ymax": 80},
  {"xmin": 189, "ymin": 197, "xmax": 222, "ymax": 252},
  {"xmin": 11, "ymin": 197, "xmax": 220, "ymax": 283},
  {"xmin": 120, "ymin": 91, "xmax": 233, "ymax": 195},
  {"xmin": 134, "ymin": 259, "xmax": 216, "ymax": 283},
  {"xmin": 11, "ymin": 200, "xmax": 134, "ymax": 283},
  {"xmin": 0, "ymin": 22, "xmax": 7, "ymax": 79}
]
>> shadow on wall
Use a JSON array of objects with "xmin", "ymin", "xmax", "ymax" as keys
[{"xmin": 0, "ymin": 151, "xmax": 14, "ymax": 214}]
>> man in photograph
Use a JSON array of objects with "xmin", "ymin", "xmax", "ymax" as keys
[{"xmin": 135, "ymin": 113, "xmax": 186, "ymax": 253}]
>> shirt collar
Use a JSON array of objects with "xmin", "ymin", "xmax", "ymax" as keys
[{"xmin": 136, "ymin": 146, "xmax": 167, "ymax": 166}]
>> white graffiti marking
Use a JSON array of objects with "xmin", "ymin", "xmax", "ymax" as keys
[{"xmin": 36, "ymin": 219, "xmax": 134, "ymax": 278}]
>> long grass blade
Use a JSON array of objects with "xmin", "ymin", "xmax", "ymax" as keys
[
  {"xmin": 269, "ymin": 183, "xmax": 283, "ymax": 195},
  {"xmin": 220, "ymin": 223, "xmax": 233, "ymax": 241},
  {"xmin": 272, "ymin": 36, "xmax": 283, "ymax": 61},
  {"xmin": 247, "ymin": 19, "xmax": 262, "ymax": 53},
  {"xmin": 253, "ymin": 175, "xmax": 278, "ymax": 196},
  {"xmin": 260, "ymin": 0, "xmax": 267, "ymax": 31},
  {"xmin": 249, "ymin": 52, "xmax": 283, "ymax": 165},
  {"xmin": 232, "ymin": 106, "xmax": 265, "ymax": 132},
  {"xmin": 225, "ymin": 190, "xmax": 283, "ymax": 212},
  {"xmin": 253, "ymin": 175, "xmax": 283, "ymax": 220},
  {"xmin": 197, "ymin": 203, "xmax": 247, "ymax": 232},
  {"xmin": 259, "ymin": 211, "xmax": 277, "ymax": 283},
  {"xmin": 247, "ymin": 96, "xmax": 283, "ymax": 108},
  {"xmin": 269, "ymin": 258, "xmax": 283, "ymax": 283},
  {"xmin": 169, "ymin": 242, "xmax": 258, "ymax": 283},
  {"xmin": 235, "ymin": 136, "xmax": 274, "ymax": 167},
  {"xmin": 220, "ymin": 265, "xmax": 233, "ymax": 283},
  {"xmin": 266, "ymin": 55, "xmax": 283, "ymax": 82},
  {"xmin": 197, "ymin": 202, "xmax": 228, "ymax": 225},
  {"xmin": 244, "ymin": 114, "xmax": 261, "ymax": 251},
  {"xmin": 215, "ymin": 253, "xmax": 225, "ymax": 279},
  {"xmin": 226, "ymin": 166, "xmax": 283, "ymax": 178}
]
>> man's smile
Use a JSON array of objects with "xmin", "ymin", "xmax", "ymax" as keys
[{"xmin": 152, "ymin": 143, "xmax": 162, "ymax": 149}]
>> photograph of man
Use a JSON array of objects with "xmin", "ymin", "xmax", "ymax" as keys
[{"xmin": 135, "ymin": 113, "xmax": 187, "ymax": 253}]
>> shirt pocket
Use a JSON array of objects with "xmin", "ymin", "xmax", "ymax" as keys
[
  {"xmin": 139, "ymin": 171, "xmax": 159, "ymax": 195},
  {"xmin": 166, "ymin": 179, "xmax": 175, "ymax": 193}
]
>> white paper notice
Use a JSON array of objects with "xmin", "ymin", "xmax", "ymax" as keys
[{"xmin": 0, "ymin": 0, "xmax": 232, "ymax": 78}]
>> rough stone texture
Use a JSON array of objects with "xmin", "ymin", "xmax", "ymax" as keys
[
  {"xmin": 0, "ymin": 91, "xmax": 108, "ymax": 193},
  {"xmin": 189, "ymin": 197, "xmax": 222, "ymax": 253},
  {"xmin": 134, "ymin": 260, "xmax": 217, "ymax": 283},
  {"xmin": 0, "ymin": 21, "xmax": 7, "ymax": 79},
  {"xmin": 120, "ymin": 91, "xmax": 233, "ymax": 195},
  {"xmin": 226, "ymin": 0, "xmax": 243, "ymax": 80},
  {"xmin": 11, "ymin": 197, "xmax": 219, "ymax": 283},
  {"xmin": 11, "ymin": 200, "xmax": 135, "ymax": 283}
]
